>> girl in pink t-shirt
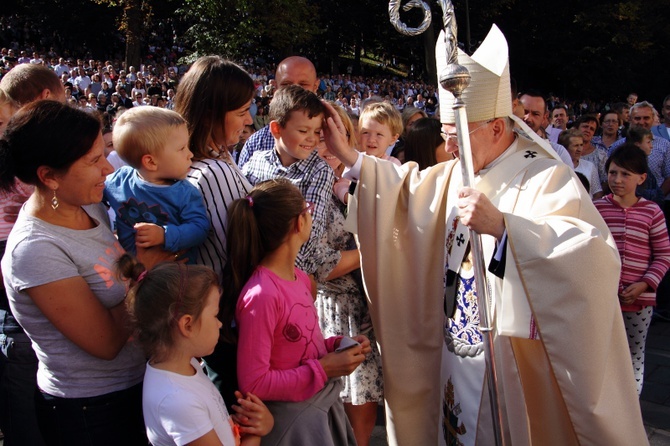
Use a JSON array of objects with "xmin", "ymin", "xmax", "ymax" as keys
[{"xmin": 226, "ymin": 179, "xmax": 370, "ymax": 445}]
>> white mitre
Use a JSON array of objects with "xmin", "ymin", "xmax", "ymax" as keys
[
  {"xmin": 436, "ymin": 24, "xmax": 560, "ymax": 161},
  {"xmin": 436, "ymin": 24, "xmax": 512, "ymax": 124}
]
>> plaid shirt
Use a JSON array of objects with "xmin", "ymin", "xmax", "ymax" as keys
[
  {"xmin": 609, "ymin": 136, "xmax": 670, "ymax": 198},
  {"xmin": 242, "ymin": 148, "xmax": 336, "ymax": 279},
  {"xmin": 237, "ymin": 125, "xmax": 273, "ymax": 168}
]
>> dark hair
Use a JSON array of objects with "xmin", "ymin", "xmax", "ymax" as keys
[
  {"xmin": 174, "ymin": 56, "xmax": 255, "ymax": 159},
  {"xmin": 117, "ymin": 255, "xmax": 218, "ymax": 361},
  {"xmin": 600, "ymin": 110, "xmax": 620, "ymax": 126},
  {"xmin": 0, "ymin": 101, "xmax": 101, "ymax": 193},
  {"xmin": 520, "ymin": 89, "xmax": 546, "ymax": 109},
  {"xmin": 574, "ymin": 114, "xmax": 599, "ymax": 130},
  {"xmin": 575, "ymin": 171, "xmax": 590, "ymax": 193},
  {"xmin": 403, "ymin": 118, "xmax": 444, "ymax": 169},
  {"xmin": 0, "ymin": 64, "xmax": 63, "ymax": 105},
  {"xmin": 627, "ymin": 126, "xmax": 652, "ymax": 144},
  {"xmin": 606, "ymin": 143, "xmax": 648, "ymax": 175},
  {"xmin": 269, "ymin": 85, "xmax": 324, "ymax": 128},
  {"xmin": 221, "ymin": 179, "xmax": 305, "ymax": 341}
]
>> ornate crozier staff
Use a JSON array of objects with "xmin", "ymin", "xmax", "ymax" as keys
[{"xmin": 388, "ymin": 1, "xmax": 504, "ymax": 444}]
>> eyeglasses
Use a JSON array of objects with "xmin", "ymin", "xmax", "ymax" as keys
[
  {"xmin": 301, "ymin": 202, "xmax": 315, "ymax": 216},
  {"xmin": 440, "ymin": 119, "xmax": 494, "ymax": 144}
]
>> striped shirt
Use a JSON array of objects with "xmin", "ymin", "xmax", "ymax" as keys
[
  {"xmin": 187, "ymin": 157, "xmax": 251, "ymax": 283},
  {"xmin": 594, "ymin": 195, "xmax": 670, "ymax": 309},
  {"xmin": 242, "ymin": 148, "xmax": 336, "ymax": 280}
]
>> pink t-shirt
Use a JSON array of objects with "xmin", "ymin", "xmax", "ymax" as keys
[
  {"xmin": 0, "ymin": 179, "xmax": 33, "ymax": 241},
  {"xmin": 236, "ymin": 266, "xmax": 339, "ymax": 402}
]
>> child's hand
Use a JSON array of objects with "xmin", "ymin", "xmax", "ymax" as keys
[
  {"xmin": 351, "ymin": 335, "xmax": 372, "ymax": 356},
  {"xmin": 134, "ymin": 222, "xmax": 165, "ymax": 248},
  {"xmin": 619, "ymin": 281, "xmax": 648, "ymax": 305},
  {"xmin": 318, "ymin": 343, "xmax": 366, "ymax": 378},
  {"xmin": 231, "ymin": 391, "xmax": 274, "ymax": 437}
]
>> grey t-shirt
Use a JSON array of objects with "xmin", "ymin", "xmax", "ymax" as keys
[{"xmin": 1, "ymin": 203, "xmax": 145, "ymax": 398}]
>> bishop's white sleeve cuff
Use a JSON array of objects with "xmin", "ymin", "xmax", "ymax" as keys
[{"xmin": 342, "ymin": 152, "xmax": 364, "ymax": 181}]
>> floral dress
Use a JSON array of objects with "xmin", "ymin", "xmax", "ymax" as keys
[{"xmin": 314, "ymin": 198, "xmax": 384, "ymax": 405}]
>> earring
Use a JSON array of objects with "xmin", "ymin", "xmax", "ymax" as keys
[{"xmin": 51, "ymin": 189, "xmax": 59, "ymax": 210}]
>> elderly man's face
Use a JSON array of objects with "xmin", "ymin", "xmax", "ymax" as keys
[
  {"xmin": 631, "ymin": 107, "xmax": 654, "ymax": 130},
  {"xmin": 442, "ymin": 120, "xmax": 495, "ymax": 173}
]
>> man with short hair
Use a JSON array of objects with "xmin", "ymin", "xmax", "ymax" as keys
[
  {"xmin": 73, "ymin": 67, "xmax": 91, "ymax": 95},
  {"xmin": 519, "ymin": 91, "xmax": 573, "ymax": 165},
  {"xmin": 237, "ymin": 56, "xmax": 320, "ymax": 167},
  {"xmin": 652, "ymin": 94, "xmax": 670, "ymax": 141},
  {"xmin": 550, "ymin": 104, "xmax": 569, "ymax": 131},
  {"xmin": 324, "ymin": 25, "xmax": 645, "ymax": 446},
  {"xmin": 53, "ymin": 58, "xmax": 70, "ymax": 77}
]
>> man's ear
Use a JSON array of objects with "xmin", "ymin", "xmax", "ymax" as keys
[
  {"xmin": 269, "ymin": 120, "xmax": 282, "ymax": 139},
  {"xmin": 141, "ymin": 154, "xmax": 158, "ymax": 171}
]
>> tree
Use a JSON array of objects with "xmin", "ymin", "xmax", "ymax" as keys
[
  {"xmin": 92, "ymin": 0, "xmax": 153, "ymax": 69},
  {"xmin": 178, "ymin": 0, "xmax": 320, "ymax": 62}
]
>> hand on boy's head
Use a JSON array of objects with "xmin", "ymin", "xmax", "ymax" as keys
[
  {"xmin": 134, "ymin": 222, "xmax": 165, "ymax": 248},
  {"xmin": 321, "ymin": 101, "xmax": 357, "ymax": 168}
]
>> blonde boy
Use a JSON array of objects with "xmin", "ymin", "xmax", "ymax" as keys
[
  {"xmin": 104, "ymin": 107, "xmax": 209, "ymax": 262},
  {"xmin": 359, "ymin": 102, "xmax": 403, "ymax": 165}
]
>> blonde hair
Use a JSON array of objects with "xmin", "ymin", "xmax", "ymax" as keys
[
  {"xmin": 113, "ymin": 107, "xmax": 186, "ymax": 168},
  {"xmin": 0, "ymin": 88, "xmax": 17, "ymax": 108},
  {"xmin": 359, "ymin": 101, "xmax": 403, "ymax": 137},
  {"xmin": 326, "ymin": 101, "xmax": 358, "ymax": 150}
]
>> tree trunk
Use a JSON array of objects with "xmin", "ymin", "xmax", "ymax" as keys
[{"xmin": 124, "ymin": 0, "xmax": 143, "ymax": 70}]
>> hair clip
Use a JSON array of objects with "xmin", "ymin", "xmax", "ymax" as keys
[
  {"xmin": 137, "ymin": 271, "xmax": 147, "ymax": 283},
  {"xmin": 245, "ymin": 196, "xmax": 254, "ymax": 207}
]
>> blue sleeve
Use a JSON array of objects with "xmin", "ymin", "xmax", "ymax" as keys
[{"xmin": 162, "ymin": 183, "xmax": 211, "ymax": 252}]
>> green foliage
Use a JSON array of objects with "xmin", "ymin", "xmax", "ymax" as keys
[{"xmin": 178, "ymin": 0, "xmax": 320, "ymax": 61}]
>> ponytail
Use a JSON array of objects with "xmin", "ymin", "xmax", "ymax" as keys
[
  {"xmin": 221, "ymin": 179, "xmax": 305, "ymax": 342},
  {"xmin": 117, "ymin": 254, "xmax": 218, "ymax": 360}
]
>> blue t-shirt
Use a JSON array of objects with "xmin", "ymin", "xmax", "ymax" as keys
[{"xmin": 104, "ymin": 166, "xmax": 209, "ymax": 263}]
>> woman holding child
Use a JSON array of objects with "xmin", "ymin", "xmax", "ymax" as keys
[
  {"xmin": 174, "ymin": 55, "xmax": 256, "ymax": 408},
  {"xmin": 0, "ymin": 101, "xmax": 147, "ymax": 445}
]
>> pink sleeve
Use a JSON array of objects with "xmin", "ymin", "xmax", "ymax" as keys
[
  {"xmin": 643, "ymin": 206, "xmax": 670, "ymax": 290},
  {"xmin": 324, "ymin": 336, "xmax": 344, "ymax": 353},
  {"xmin": 236, "ymin": 279, "xmax": 328, "ymax": 402},
  {"xmin": 333, "ymin": 177, "xmax": 351, "ymax": 205}
]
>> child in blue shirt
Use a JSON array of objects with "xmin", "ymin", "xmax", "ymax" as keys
[{"xmin": 104, "ymin": 107, "xmax": 209, "ymax": 263}]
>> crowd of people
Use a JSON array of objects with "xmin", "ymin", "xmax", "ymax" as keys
[{"xmin": 1, "ymin": 17, "xmax": 670, "ymax": 446}]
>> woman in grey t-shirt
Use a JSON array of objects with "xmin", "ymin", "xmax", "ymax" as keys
[{"xmin": 0, "ymin": 101, "xmax": 147, "ymax": 445}]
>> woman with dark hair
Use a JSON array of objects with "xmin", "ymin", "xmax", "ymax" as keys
[
  {"xmin": 174, "ymin": 56, "xmax": 255, "ymax": 407},
  {"xmin": 175, "ymin": 56, "xmax": 255, "ymax": 282},
  {"xmin": 0, "ymin": 101, "xmax": 148, "ymax": 445},
  {"xmin": 403, "ymin": 117, "xmax": 452, "ymax": 169}
]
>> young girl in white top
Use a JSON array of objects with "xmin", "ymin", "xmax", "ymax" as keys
[{"xmin": 118, "ymin": 257, "xmax": 274, "ymax": 446}]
